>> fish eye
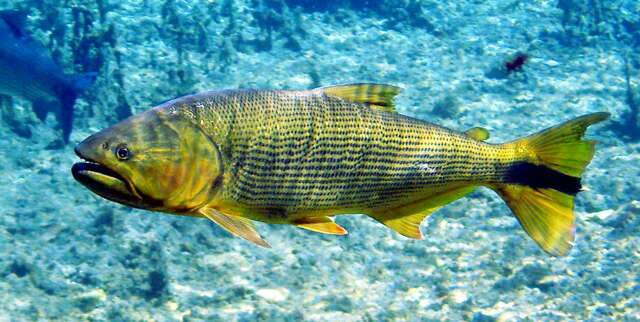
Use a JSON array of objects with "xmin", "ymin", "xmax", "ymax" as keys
[{"xmin": 115, "ymin": 144, "xmax": 130, "ymax": 160}]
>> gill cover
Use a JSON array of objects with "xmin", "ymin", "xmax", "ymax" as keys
[
  {"xmin": 75, "ymin": 109, "xmax": 223, "ymax": 212},
  {"xmin": 133, "ymin": 111, "xmax": 223, "ymax": 211}
]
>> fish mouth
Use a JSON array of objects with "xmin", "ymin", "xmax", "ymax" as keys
[{"xmin": 72, "ymin": 149, "xmax": 141, "ymax": 205}]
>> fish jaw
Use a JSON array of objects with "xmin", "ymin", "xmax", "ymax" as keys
[
  {"xmin": 72, "ymin": 141, "xmax": 144, "ymax": 208},
  {"xmin": 71, "ymin": 161, "xmax": 141, "ymax": 205}
]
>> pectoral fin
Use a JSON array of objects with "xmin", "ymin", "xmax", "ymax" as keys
[
  {"xmin": 294, "ymin": 216, "xmax": 347, "ymax": 235},
  {"xmin": 199, "ymin": 208, "xmax": 270, "ymax": 248}
]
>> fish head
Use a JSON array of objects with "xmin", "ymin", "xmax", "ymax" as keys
[{"xmin": 72, "ymin": 108, "xmax": 224, "ymax": 213}]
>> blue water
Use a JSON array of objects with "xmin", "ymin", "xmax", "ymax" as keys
[{"xmin": 0, "ymin": 0, "xmax": 638, "ymax": 321}]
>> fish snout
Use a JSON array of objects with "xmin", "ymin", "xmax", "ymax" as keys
[
  {"xmin": 74, "ymin": 132, "xmax": 108, "ymax": 163},
  {"xmin": 74, "ymin": 142, "xmax": 84, "ymax": 159}
]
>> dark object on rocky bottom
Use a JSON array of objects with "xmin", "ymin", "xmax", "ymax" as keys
[
  {"xmin": 485, "ymin": 52, "xmax": 529, "ymax": 79},
  {"xmin": 505, "ymin": 53, "xmax": 529, "ymax": 73}
]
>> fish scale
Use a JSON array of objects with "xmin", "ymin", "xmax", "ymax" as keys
[{"xmin": 183, "ymin": 89, "xmax": 515, "ymax": 214}]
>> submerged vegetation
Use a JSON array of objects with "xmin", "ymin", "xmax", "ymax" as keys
[{"xmin": 610, "ymin": 55, "xmax": 640, "ymax": 141}]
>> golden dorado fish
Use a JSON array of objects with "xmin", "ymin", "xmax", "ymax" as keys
[{"xmin": 72, "ymin": 84, "xmax": 609, "ymax": 256}]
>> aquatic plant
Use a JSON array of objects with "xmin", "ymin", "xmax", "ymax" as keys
[
  {"xmin": 286, "ymin": 0, "xmax": 438, "ymax": 32},
  {"xmin": 554, "ymin": 0, "xmax": 639, "ymax": 47},
  {"xmin": 610, "ymin": 55, "xmax": 639, "ymax": 141}
]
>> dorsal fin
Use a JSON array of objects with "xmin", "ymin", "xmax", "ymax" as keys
[
  {"xmin": 0, "ymin": 10, "xmax": 28, "ymax": 38},
  {"xmin": 319, "ymin": 83, "xmax": 402, "ymax": 112},
  {"xmin": 465, "ymin": 127, "xmax": 490, "ymax": 141}
]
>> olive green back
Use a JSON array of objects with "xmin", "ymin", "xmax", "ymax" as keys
[{"xmin": 175, "ymin": 89, "xmax": 516, "ymax": 214}]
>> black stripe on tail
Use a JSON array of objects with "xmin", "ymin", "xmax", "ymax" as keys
[{"xmin": 504, "ymin": 162, "xmax": 581, "ymax": 195}]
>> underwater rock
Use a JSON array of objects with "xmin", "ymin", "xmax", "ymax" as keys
[
  {"xmin": 255, "ymin": 288, "xmax": 289, "ymax": 302},
  {"xmin": 73, "ymin": 289, "xmax": 107, "ymax": 313},
  {"xmin": 325, "ymin": 294, "xmax": 353, "ymax": 313},
  {"xmin": 493, "ymin": 262, "xmax": 553, "ymax": 292},
  {"xmin": 0, "ymin": 96, "xmax": 33, "ymax": 139},
  {"xmin": 110, "ymin": 241, "xmax": 170, "ymax": 301},
  {"xmin": 432, "ymin": 94, "xmax": 461, "ymax": 118},
  {"xmin": 31, "ymin": 265, "xmax": 69, "ymax": 295},
  {"xmin": 471, "ymin": 312, "xmax": 496, "ymax": 322},
  {"xmin": 146, "ymin": 270, "xmax": 168, "ymax": 300},
  {"xmin": 604, "ymin": 201, "xmax": 639, "ymax": 236},
  {"xmin": 90, "ymin": 207, "xmax": 115, "ymax": 235},
  {"xmin": 7, "ymin": 257, "xmax": 32, "ymax": 278}
]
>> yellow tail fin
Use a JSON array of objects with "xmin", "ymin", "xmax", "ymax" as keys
[{"xmin": 495, "ymin": 112, "xmax": 609, "ymax": 256}]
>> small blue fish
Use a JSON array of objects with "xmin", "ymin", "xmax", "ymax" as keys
[{"xmin": 0, "ymin": 10, "xmax": 96, "ymax": 142}]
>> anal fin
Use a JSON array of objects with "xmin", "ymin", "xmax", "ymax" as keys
[
  {"xmin": 371, "ymin": 186, "xmax": 476, "ymax": 239},
  {"xmin": 199, "ymin": 208, "xmax": 270, "ymax": 248},
  {"xmin": 377, "ymin": 208, "xmax": 439, "ymax": 239},
  {"xmin": 294, "ymin": 216, "xmax": 347, "ymax": 235}
]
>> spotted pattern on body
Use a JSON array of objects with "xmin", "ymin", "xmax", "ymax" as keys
[{"xmin": 163, "ymin": 89, "xmax": 522, "ymax": 218}]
